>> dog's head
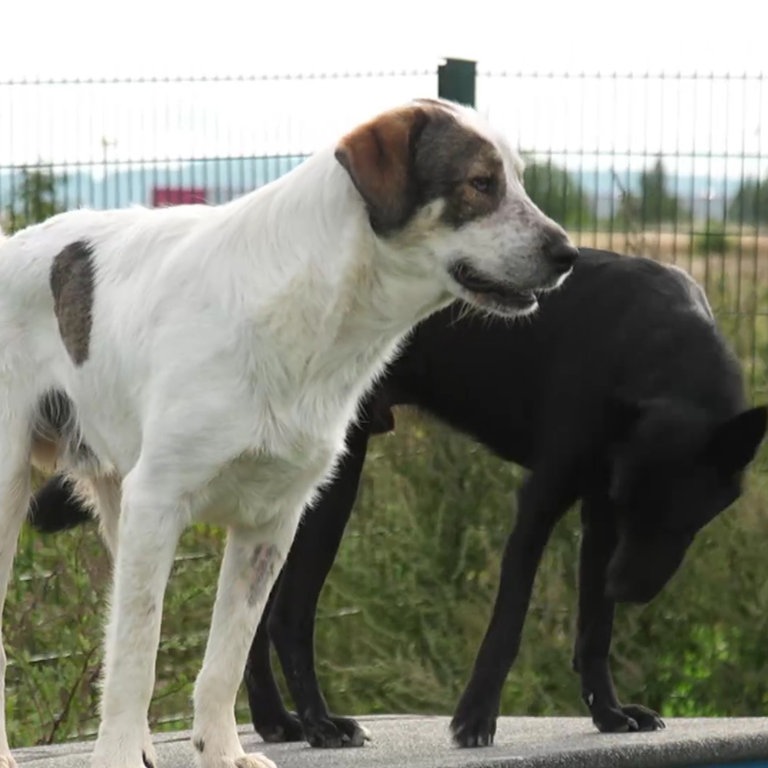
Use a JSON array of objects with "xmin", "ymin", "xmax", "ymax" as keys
[
  {"xmin": 605, "ymin": 398, "xmax": 767, "ymax": 603},
  {"xmin": 334, "ymin": 98, "xmax": 577, "ymax": 318}
]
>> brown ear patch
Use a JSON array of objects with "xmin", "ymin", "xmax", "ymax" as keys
[{"xmin": 335, "ymin": 105, "xmax": 430, "ymax": 235}]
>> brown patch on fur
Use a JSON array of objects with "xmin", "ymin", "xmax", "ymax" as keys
[
  {"xmin": 447, "ymin": 147, "xmax": 505, "ymax": 224},
  {"xmin": 50, "ymin": 241, "xmax": 95, "ymax": 366},
  {"xmin": 31, "ymin": 435, "xmax": 60, "ymax": 473},
  {"xmin": 248, "ymin": 544, "xmax": 279, "ymax": 607},
  {"xmin": 335, "ymin": 105, "xmax": 431, "ymax": 235}
]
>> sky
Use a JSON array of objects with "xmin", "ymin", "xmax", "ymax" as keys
[
  {"xmin": 1, "ymin": 0, "xmax": 766, "ymax": 177},
  {"xmin": 3, "ymin": 0, "xmax": 766, "ymax": 79}
]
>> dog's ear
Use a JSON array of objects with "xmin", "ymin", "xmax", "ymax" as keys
[
  {"xmin": 705, "ymin": 405, "xmax": 767, "ymax": 474},
  {"xmin": 335, "ymin": 105, "xmax": 430, "ymax": 235}
]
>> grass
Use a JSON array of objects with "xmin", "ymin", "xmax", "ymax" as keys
[{"xmin": 4, "ymin": 231, "xmax": 768, "ymax": 747}]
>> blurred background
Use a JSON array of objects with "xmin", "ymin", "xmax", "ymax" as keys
[{"xmin": 2, "ymin": 0, "xmax": 768, "ymax": 746}]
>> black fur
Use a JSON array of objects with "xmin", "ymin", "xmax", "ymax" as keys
[{"xmin": 29, "ymin": 248, "xmax": 766, "ymax": 749}]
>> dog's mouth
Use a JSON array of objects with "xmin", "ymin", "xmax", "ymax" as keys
[{"xmin": 449, "ymin": 261, "xmax": 538, "ymax": 314}]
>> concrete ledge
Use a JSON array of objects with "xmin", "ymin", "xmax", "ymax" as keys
[{"xmin": 13, "ymin": 716, "xmax": 768, "ymax": 768}]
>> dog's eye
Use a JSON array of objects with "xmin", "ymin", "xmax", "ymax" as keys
[{"xmin": 469, "ymin": 176, "xmax": 494, "ymax": 195}]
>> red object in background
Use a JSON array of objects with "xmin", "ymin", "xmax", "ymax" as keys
[{"xmin": 151, "ymin": 187, "xmax": 207, "ymax": 207}]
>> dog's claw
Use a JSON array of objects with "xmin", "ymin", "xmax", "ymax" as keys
[
  {"xmin": 252, "ymin": 710, "xmax": 305, "ymax": 743},
  {"xmin": 621, "ymin": 704, "xmax": 665, "ymax": 732},
  {"xmin": 594, "ymin": 703, "xmax": 663, "ymax": 734},
  {"xmin": 450, "ymin": 712, "xmax": 497, "ymax": 748}
]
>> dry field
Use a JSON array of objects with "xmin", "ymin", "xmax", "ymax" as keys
[{"xmin": 573, "ymin": 229, "xmax": 768, "ymax": 285}]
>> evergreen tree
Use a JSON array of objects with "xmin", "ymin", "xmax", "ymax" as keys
[
  {"xmin": 729, "ymin": 177, "xmax": 768, "ymax": 225},
  {"xmin": 523, "ymin": 159, "xmax": 594, "ymax": 229},
  {"xmin": 6, "ymin": 165, "xmax": 66, "ymax": 233}
]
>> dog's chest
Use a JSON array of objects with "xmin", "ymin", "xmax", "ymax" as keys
[{"xmin": 193, "ymin": 436, "xmax": 339, "ymax": 528}]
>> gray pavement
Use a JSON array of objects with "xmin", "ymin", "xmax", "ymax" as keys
[{"xmin": 13, "ymin": 716, "xmax": 768, "ymax": 768}]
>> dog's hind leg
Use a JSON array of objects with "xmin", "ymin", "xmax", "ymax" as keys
[
  {"xmin": 0, "ymin": 417, "xmax": 33, "ymax": 768},
  {"xmin": 81, "ymin": 474, "xmax": 158, "ymax": 768},
  {"xmin": 450, "ymin": 463, "xmax": 577, "ymax": 748},
  {"xmin": 91, "ymin": 466, "xmax": 185, "ymax": 768},
  {"xmin": 573, "ymin": 491, "xmax": 664, "ymax": 733},
  {"xmin": 192, "ymin": 513, "xmax": 299, "ymax": 768}
]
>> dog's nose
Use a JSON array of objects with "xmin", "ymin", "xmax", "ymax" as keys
[{"xmin": 543, "ymin": 232, "xmax": 579, "ymax": 274}]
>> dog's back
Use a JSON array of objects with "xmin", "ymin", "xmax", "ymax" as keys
[{"xmin": 391, "ymin": 249, "xmax": 745, "ymax": 470}]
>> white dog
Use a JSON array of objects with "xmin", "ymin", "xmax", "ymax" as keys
[{"xmin": 0, "ymin": 98, "xmax": 576, "ymax": 768}]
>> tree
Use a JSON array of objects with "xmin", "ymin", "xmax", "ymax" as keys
[
  {"xmin": 523, "ymin": 159, "xmax": 595, "ymax": 229},
  {"xmin": 624, "ymin": 156, "xmax": 686, "ymax": 226},
  {"xmin": 729, "ymin": 177, "xmax": 768, "ymax": 225},
  {"xmin": 615, "ymin": 157, "xmax": 688, "ymax": 230},
  {"xmin": 5, "ymin": 165, "xmax": 66, "ymax": 233}
]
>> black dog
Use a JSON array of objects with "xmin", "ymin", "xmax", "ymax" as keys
[{"xmin": 30, "ymin": 248, "xmax": 767, "ymax": 750}]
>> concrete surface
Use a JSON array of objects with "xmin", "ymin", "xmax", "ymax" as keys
[{"xmin": 12, "ymin": 716, "xmax": 768, "ymax": 768}]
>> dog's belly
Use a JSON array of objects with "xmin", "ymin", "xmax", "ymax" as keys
[{"xmin": 192, "ymin": 442, "xmax": 340, "ymax": 529}]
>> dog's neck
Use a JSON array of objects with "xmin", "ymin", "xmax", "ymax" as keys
[{"xmin": 220, "ymin": 148, "xmax": 453, "ymax": 396}]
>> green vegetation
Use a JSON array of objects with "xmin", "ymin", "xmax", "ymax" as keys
[
  {"xmin": 524, "ymin": 159, "xmax": 595, "ymax": 229},
  {"xmin": 693, "ymin": 223, "xmax": 734, "ymax": 255},
  {"xmin": 4, "ymin": 165, "xmax": 66, "ymax": 233},
  {"xmin": 730, "ymin": 177, "xmax": 768, "ymax": 226}
]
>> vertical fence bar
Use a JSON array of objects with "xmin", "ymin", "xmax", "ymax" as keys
[{"xmin": 438, "ymin": 58, "xmax": 476, "ymax": 107}]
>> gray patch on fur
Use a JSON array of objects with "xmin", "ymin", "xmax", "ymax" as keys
[
  {"xmin": 50, "ymin": 240, "xmax": 95, "ymax": 365},
  {"xmin": 35, "ymin": 389, "xmax": 98, "ymax": 470},
  {"xmin": 248, "ymin": 544, "xmax": 279, "ymax": 607},
  {"xmin": 414, "ymin": 112, "xmax": 505, "ymax": 228}
]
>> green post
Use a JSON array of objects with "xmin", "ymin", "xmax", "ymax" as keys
[{"xmin": 438, "ymin": 58, "xmax": 476, "ymax": 107}]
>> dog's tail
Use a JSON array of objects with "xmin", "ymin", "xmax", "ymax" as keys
[{"xmin": 28, "ymin": 475, "xmax": 93, "ymax": 533}]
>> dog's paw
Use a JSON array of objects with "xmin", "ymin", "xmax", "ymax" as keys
[
  {"xmin": 593, "ymin": 703, "xmax": 665, "ymax": 733},
  {"xmin": 142, "ymin": 723, "xmax": 158, "ymax": 767},
  {"xmin": 0, "ymin": 753, "xmax": 19, "ymax": 768},
  {"xmin": 253, "ymin": 710, "xmax": 304, "ymax": 743},
  {"xmin": 450, "ymin": 711, "xmax": 497, "ymax": 748},
  {"xmin": 304, "ymin": 715, "xmax": 370, "ymax": 748}
]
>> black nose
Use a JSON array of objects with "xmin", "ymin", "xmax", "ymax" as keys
[{"xmin": 543, "ymin": 233, "xmax": 579, "ymax": 274}]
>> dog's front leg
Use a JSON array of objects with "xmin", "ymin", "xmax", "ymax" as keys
[
  {"xmin": 244, "ymin": 582, "xmax": 306, "ymax": 744},
  {"xmin": 451, "ymin": 467, "xmax": 576, "ymax": 747},
  {"xmin": 192, "ymin": 515, "xmax": 300, "ymax": 768},
  {"xmin": 266, "ymin": 422, "xmax": 372, "ymax": 749},
  {"xmin": 92, "ymin": 471, "xmax": 186, "ymax": 768},
  {"xmin": 573, "ymin": 491, "xmax": 664, "ymax": 733}
]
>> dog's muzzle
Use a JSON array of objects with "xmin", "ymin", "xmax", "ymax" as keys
[
  {"xmin": 448, "ymin": 261, "xmax": 539, "ymax": 313},
  {"xmin": 605, "ymin": 533, "xmax": 690, "ymax": 604}
]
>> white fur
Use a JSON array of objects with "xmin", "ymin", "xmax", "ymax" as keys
[{"xmin": 0, "ymin": 99, "xmax": 571, "ymax": 768}]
